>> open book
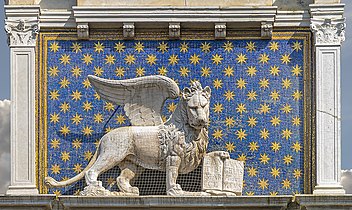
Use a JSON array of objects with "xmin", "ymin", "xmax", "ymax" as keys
[{"xmin": 202, "ymin": 151, "xmax": 244, "ymax": 196}]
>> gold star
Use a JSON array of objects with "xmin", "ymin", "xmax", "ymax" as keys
[
  {"xmin": 49, "ymin": 90, "xmax": 60, "ymax": 100},
  {"xmin": 60, "ymin": 54, "xmax": 70, "ymax": 65},
  {"xmin": 225, "ymin": 142, "xmax": 235, "ymax": 152},
  {"xmin": 291, "ymin": 64, "xmax": 303, "ymax": 76},
  {"xmin": 167, "ymin": 102, "xmax": 177, "ymax": 113},
  {"xmin": 259, "ymin": 53, "xmax": 270, "ymax": 64},
  {"xmin": 292, "ymin": 142, "xmax": 302, "ymax": 153},
  {"xmin": 282, "ymin": 78, "xmax": 292, "ymax": 89},
  {"xmin": 61, "ymin": 151, "xmax": 70, "ymax": 162},
  {"xmin": 125, "ymin": 54, "xmax": 136, "ymax": 65},
  {"xmin": 259, "ymin": 78, "xmax": 270, "ymax": 89},
  {"xmin": 48, "ymin": 66, "xmax": 59, "ymax": 77},
  {"xmin": 94, "ymin": 92, "xmax": 101, "ymax": 100},
  {"xmin": 105, "ymin": 127, "xmax": 114, "ymax": 133},
  {"xmin": 246, "ymin": 191, "xmax": 254, "ymax": 196},
  {"xmin": 236, "ymin": 103, "xmax": 246, "ymax": 114},
  {"xmin": 293, "ymin": 169, "xmax": 302, "ymax": 179},
  {"xmin": 246, "ymin": 90, "xmax": 257, "ymax": 101},
  {"xmin": 60, "ymin": 125, "xmax": 70, "ymax": 136},
  {"xmin": 72, "ymin": 139, "xmax": 82, "ymax": 149},
  {"xmin": 107, "ymin": 177, "xmax": 116, "ymax": 186},
  {"xmin": 93, "ymin": 66, "xmax": 104, "ymax": 76},
  {"xmin": 269, "ymin": 41, "xmax": 279, "ymax": 51},
  {"xmin": 71, "ymin": 113, "xmax": 83, "ymax": 125},
  {"xmin": 201, "ymin": 67, "xmax": 211, "ymax": 77},
  {"xmin": 283, "ymin": 154, "xmax": 293, "ymax": 165},
  {"xmin": 60, "ymin": 102, "xmax": 70, "ymax": 113},
  {"xmin": 223, "ymin": 41, "xmax": 233, "ymax": 53},
  {"xmin": 59, "ymin": 77, "xmax": 70, "ymax": 88},
  {"xmin": 236, "ymin": 78, "xmax": 247, "ymax": 89},
  {"xmin": 82, "ymin": 78, "xmax": 91, "ymax": 89},
  {"xmin": 281, "ymin": 103, "xmax": 292, "ymax": 114},
  {"xmin": 248, "ymin": 166, "xmax": 258, "ymax": 177},
  {"xmin": 71, "ymin": 66, "xmax": 82, "ymax": 78},
  {"xmin": 50, "ymin": 139, "xmax": 60, "ymax": 149},
  {"xmin": 271, "ymin": 167, "xmax": 280, "ymax": 178},
  {"xmin": 246, "ymin": 41, "xmax": 256, "ymax": 52},
  {"xmin": 225, "ymin": 116, "xmax": 235, "ymax": 127},
  {"xmin": 224, "ymin": 90, "xmax": 235, "ymax": 101},
  {"xmin": 114, "ymin": 42, "xmax": 125, "ymax": 53},
  {"xmin": 49, "ymin": 41, "xmax": 60, "ymax": 53},
  {"xmin": 190, "ymin": 53, "xmax": 201, "ymax": 65},
  {"xmin": 213, "ymin": 79, "xmax": 223, "ymax": 89},
  {"xmin": 236, "ymin": 129, "xmax": 247, "ymax": 141},
  {"xmin": 248, "ymin": 141, "xmax": 259, "ymax": 151},
  {"xmin": 212, "ymin": 129, "xmax": 223, "ymax": 139},
  {"xmin": 53, "ymin": 190, "xmax": 61, "ymax": 197},
  {"xmin": 134, "ymin": 41, "xmax": 144, "ymax": 53},
  {"xmin": 270, "ymin": 90, "xmax": 280, "ymax": 101},
  {"xmin": 259, "ymin": 103, "xmax": 271, "ymax": 114},
  {"xmin": 281, "ymin": 54, "xmax": 291, "ymax": 64},
  {"xmin": 71, "ymin": 90, "xmax": 82, "ymax": 101},
  {"xmin": 236, "ymin": 53, "xmax": 247, "ymax": 64},
  {"xmin": 213, "ymin": 103, "xmax": 224, "ymax": 113},
  {"xmin": 271, "ymin": 142, "xmax": 281, "ymax": 152},
  {"xmin": 212, "ymin": 54, "xmax": 223, "ymax": 65},
  {"xmin": 84, "ymin": 151, "xmax": 93, "ymax": 161},
  {"xmin": 94, "ymin": 41, "xmax": 105, "ymax": 53},
  {"xmin": 282, "ymin": 178, "xmax": 291, "ymax": 189},
  {"xmin": 247, "ymin": 116, "xmax": 257, "ymax": 127},
  {"xmin": 82, "ymin": 101, "xmax": 93, "ymax": 112},
  {"xmin": 105, "ymin": 54, "xmax": 115, "ymax": 65},
  {"xmin": 237, "ymin": 153, "xmax": 247, "ymax": 162},
  {"xmin": 179, "ymin": 67, "xmax": 190, "ymax": 77},
  {"xmin": 180, "ymin": 42, "xmax": 189, "ymax": 53},
  {"xmin": 71, "ymin": 42, "xmax": 82, "ymax": 53},
  {"xmin": 136, "ymin": 67, "xmax": 145, "ymax": 77},
  {"xmin": 168, "ymin": 54, "xmax": 179, "ymax": 65},
  {"xmin": 258, "ymin": 178, "xmax": 269, "ymax": 190},
  {"xmin": 247, "ymin": 66, "xmax": 257, "ymax": 77},
  {"xmin": 115, "ymin": 114, "xmax": 126, "ymax": 124},
  {"xmin": 292, "ymin": 116, "xmax": 301, "ymax": 126},
  {"xmin": 115, "ymin": 67, "xmax": 125, "ymax": 77},
  {"xmin": 146, "ymin": 54, "xmax": 157, "ymax": 65},
  {"xmin": 158, "ymin": 66, "xmax": 167, "ymax": 76},
  {"xmin": 292, "ymin": 90, "xmax": 302, "ymax": 101},
  {"xmin": 104, "ymin": 102, "xmax": 115, "ymax": 111},
  {"xmin": 73, "ymin": 163, "xmax": 82, "ymax": 173},
  {"xmin": 270, "ymin": 65, "xmax": 280, "ymax": 76},
  {"xmin": 200, "ymin": 42, "xmax": 211, "ymax": 53},
  {"xmin": 82, "ymin": 126, "xmax": 93, "ymax": 136},
  {"xmin": 292, "ymin": 41, "xmax": 302, "ymax": 52},
  {"xmin": 259, "ymin": 153, "xmax": 270, "ymax": 164},
  {"xmin": 82, "ymin": 53, "xmax": 93, "ymax": 65},
  {"xmin": 94, "ymin": 113, "xmax": 104, "ymax": 123},
  {"xmin": 158, "ymin": 41, "xmax": 168, "ymax": 53},
  {"xmin": 223, "ymin": 66, "xmax": 234, "ymax": 77},
  {"xmin": 282, "ymin": 128, "xmax": 292, "ymax": 140},
  {"xmin": 260, "ymin": 128, "xmax": 270, "ymax": 140},
  {"xmin": 51, "ymin": 164, "xmax": 61, "ymax": 174},
  {"xmin": 270, "ymin": 116, "xmax": 281, "ymax": 126}
]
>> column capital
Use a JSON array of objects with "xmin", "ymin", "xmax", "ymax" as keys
[
  {"xmin": 310, "ymin": 18, "xmax": 345, "ymax": 46},
  {"xmin": 5, "ymin": 19, "xmax": 39, "ymax": 47}
]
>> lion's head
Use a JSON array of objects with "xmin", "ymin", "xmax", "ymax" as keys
[{"xmin": 182, "ymin": 81, "xmax": 211, "ymax": 130}]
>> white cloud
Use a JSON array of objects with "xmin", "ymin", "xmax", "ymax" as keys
[
  {"xmin": 341, "ymin": 169, "xmax": 352, "ymax": 194},
  {"xmin": 0, "ymin": 99, "xmax": 10, "ymax": 194}
]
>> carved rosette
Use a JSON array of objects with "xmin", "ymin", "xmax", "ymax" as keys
[
  {"xmin": 311, "ymin": 18, "xmax": 345, "ymax": 46},
  {"xmin": 4, "ymin": 19, "xmax": 39, "ymax": 47}
]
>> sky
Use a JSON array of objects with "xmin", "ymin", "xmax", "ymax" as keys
[{"xmin": 0, "ymin": 1, "xmax": 350, "ymax": 193}]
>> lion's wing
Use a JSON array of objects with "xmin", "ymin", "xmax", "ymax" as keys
[{"xmin": 88, "ymin": 75, "xmax": 180, "ymax": 126}]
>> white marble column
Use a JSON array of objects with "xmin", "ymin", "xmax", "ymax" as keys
[
  {"xmin": 4, "ymin": 11, "xmax": 40, "ymax": 194},
  {"xmin": 311, "ymin": 17, "xmax": 345, "ymax": 195}
]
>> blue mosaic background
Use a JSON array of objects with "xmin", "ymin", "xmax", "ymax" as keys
[{"xmin": 45, "ymin": 39, "xmax": 305, "ymax": 196}]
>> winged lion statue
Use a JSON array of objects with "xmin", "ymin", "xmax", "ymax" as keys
[{"xmin": 45, "ymin": 75, "xmax": 211, "ymax": 196}]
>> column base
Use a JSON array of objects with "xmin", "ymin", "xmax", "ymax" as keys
[
  {"xmin": 6, "ymin": 185, "xmax": 39, "ymax": 195},
  {"xmin": 313, "ymin": 185, "xmax": 345, "ymax": 195}
]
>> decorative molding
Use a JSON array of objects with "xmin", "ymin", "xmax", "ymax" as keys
[
  {"xmin": 214, "ymin": 23, "xmax": 226, "ymax": 39},
  {"xmin": 169, "ymin": 22, "xmax": 180, "ymax": 39},
  {"xmin": 123, "ymin": 22, "xmax": 135, "ymax": 39},
  {"xmin": 77, "ymin": 23, "xmax": 89, "ymax": 40},
  {"xmin": 4, "ymin": 19, "xmax": 39, "ymax": 47},
  {"xmin": 310, "ymin": 18, "xmax": 345, "ymax": 45},
  {"xmin": 261, "ymin": 21, "xmax": 272, "ymax": 39}
]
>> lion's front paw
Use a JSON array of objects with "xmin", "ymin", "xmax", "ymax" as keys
[{"xmin": 167, "ymin": 184, "xmax": 184, "ymax": 196}]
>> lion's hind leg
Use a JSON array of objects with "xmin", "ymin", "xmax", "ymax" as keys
[{"xmin": 116, "ymin": 160, "xmax": 141, "ymax": 195}]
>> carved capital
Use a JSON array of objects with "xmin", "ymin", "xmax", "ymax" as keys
[
  {"xmin": 261, "ymin": 22, "xmax": 273, "ymax": 39},
  {"xmin": 4, "ymin": 19, "xmax": 39, "ymax": 47},
  {"xmin": 311, "ymin": 18, "xmax": 346, "ymax": 46}
]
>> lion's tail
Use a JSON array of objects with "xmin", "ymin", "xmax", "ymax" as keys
[{"xmin": 44, "ymin": 147, "xmax": 99, "ymax": 188}]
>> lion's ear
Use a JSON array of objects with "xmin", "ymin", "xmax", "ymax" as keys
[
  {"xmin": 182, "ymin": 87, "xmax": 192, "ymax": 99},
  {"xmin": 203, "ymin": 86, "xmax": 211, "ymax": 99}
]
